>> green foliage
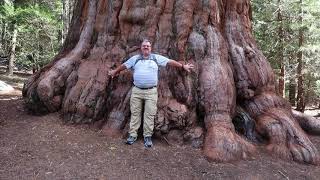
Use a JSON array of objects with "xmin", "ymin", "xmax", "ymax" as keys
[
  {"xmin": 316, "ymin": 80, "xmax": 320, "ymax": 97},
  {"xmin": 0, "ymin": 0, "xmax": 63, "ymax": 70},
  {"xmin": 0, "ymin": 2, "xmax": 14, "ymax": 20},
  {"xmin": 252, "ymin": 0, "xmax": 320, "ymax": 105},
  {"xmin": 15, "ymin": 4, "xmax": 63, "ymax": 69}
]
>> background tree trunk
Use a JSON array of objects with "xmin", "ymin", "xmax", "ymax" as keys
[
  {"xmin": 288, "ymin": 54, "xmax": 296, "ymax": 106},
  {"xmin": 23, "ymin": 0, "xmax": 320, "ymax": 164},
  {"xmin": 277, "ymin": 0, "xmax": 285, "ymax": 98},
  {"xmin": 0, "ymin": 20, "xmax": 6, "ymax": 55},
  {"xmin": 296, "ymin": 0, "xmax": 305, "ymax": 112},
  {"xmin": 61, "ymin": 0, "xmax": 67, "ymax": 43},
  {"xmin": 62, "ymin": 0, "xmax": 74, "ymax": 43},
  {"xmin": 289, "ymin": 78, "xmax": 296, "ymax": 106},
  {"xmin": 7, "ymin": 25, "xmax": 17, "ymax": 76},
  {"xmin": 303, "ymin": 73, "xmax": 313, "ymax": 108}
]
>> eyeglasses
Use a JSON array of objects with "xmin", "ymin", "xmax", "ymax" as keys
[{"xmin": 142, "ymin": 45, "xmax": 151, "ymax": 47}]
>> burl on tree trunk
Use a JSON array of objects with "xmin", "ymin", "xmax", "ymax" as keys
[{"xmin": 23, "ymin": 0, "xmax": 320, "ymax": 164}]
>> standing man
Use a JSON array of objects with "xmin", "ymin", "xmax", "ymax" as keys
[{"xmin": 109, "ymin": 39, "xmax": 194, "ymax": 148}]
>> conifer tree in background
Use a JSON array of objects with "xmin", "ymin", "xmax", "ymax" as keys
[
  {"xmin": 0, "ymin": 0, "xmax": 69, "ymax": 74},
  {"xmin": 61, "ymin": 0, "xmax": 74, "ymax": 43},
  {"xmin": 252, "ymin": 0, "xmax": 320, "ymax": 110}
]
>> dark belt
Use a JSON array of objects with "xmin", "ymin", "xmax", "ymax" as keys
[{"xmin": 134, "ymin": 85, "xmax": 156, "ymax": 90}]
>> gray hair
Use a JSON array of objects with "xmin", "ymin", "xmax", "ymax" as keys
[{"xmin": 141, "ymin": 39, "xmax": 152, "ymax": 45}]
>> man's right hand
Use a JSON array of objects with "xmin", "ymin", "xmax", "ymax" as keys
[{"xmin": 108, "ymin": 64, "xmax": 127, "ymax": 78}]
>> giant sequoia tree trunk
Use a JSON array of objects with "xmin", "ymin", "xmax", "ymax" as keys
[{"xmin": 23, "ymin": 0, "xmax": 320, "ymax": 164}]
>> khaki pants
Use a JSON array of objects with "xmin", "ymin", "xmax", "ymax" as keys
[{"xmin": 129, "ymin": 86, "xmax": 158, "ymax": 137}]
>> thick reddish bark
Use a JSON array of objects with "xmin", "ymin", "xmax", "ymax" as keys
[{"xmin": 23, "ymin": 0, "xmax": 320, "ymax": 164}]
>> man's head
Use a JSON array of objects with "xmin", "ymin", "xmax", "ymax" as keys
[{"xmin": 141, "ymin": 39, "xmax": 152, "ymax": 57}]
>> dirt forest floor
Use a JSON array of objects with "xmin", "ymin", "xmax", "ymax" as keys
[{"xmin": 1, "ymin": 80, "xmax": 320, "ymax": 179}]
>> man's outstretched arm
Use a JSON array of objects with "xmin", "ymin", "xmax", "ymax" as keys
[
  {"xmin": 108, "ymin": 64, "xmax": 127, "ymax": 78},
  {"xmin": 167, "ymin": 60, "xmax": 194, "ymax": 72}
]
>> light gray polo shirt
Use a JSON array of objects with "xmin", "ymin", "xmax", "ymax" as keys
[{"xmin": 123, "ymin": 54, "xmax": 170, "ymax": 88}]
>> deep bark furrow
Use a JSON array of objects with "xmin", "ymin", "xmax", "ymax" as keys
[
  {"xmin": 154, "ymin": 0, "xmax": 174, "ymax": 54},
  {"xmin": 174, "ymin": 0, "xmax": 197, "ymax": 56}
]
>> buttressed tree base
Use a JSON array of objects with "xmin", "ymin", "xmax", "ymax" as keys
[{"xmin": 23, "ymin": 0, "xmax": 320, "ymax": 164}]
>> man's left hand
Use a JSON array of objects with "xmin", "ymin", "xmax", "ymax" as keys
[{"xmin": 183, "ymin": 63, "xmax": 194, "ymax": 73}]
